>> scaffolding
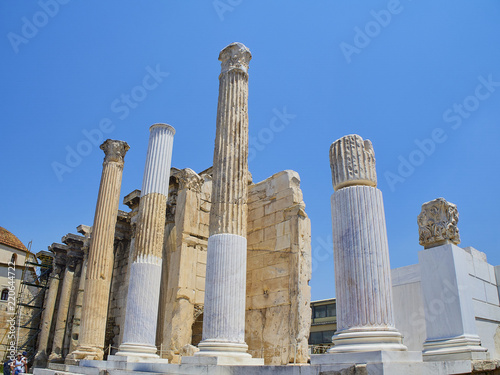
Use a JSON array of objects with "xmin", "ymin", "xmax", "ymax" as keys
[{"xmin": 2, "ymin": 245, "xmax": 54, "ymax": 364}]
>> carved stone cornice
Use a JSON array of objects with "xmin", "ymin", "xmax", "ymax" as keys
[
  {"xmin": 418, "ymin": 197, "xmax": 460, "ymax": 249},
  {"xmin": 329, "ymin": 134, "xmax": 377, "ymax": 191},
  {"xmin": 219, "ymin": 42, "xmax": 252, "ymax": 77},
  {"xmin": 100, "ymin": 139, "xmax": 130, "ymax": 165},
  {"xmin": 123, "ymin": 189, "xmax": 141, "ymax": 210}
]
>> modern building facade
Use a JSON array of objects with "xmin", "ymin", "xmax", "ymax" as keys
[{"xmin": 309, "ymin": 298, "xmax": 337, "ymax": 351}]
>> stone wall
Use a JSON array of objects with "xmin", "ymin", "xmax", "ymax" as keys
[
  {"xmin": 159, "ymin": 168, "xmax": 211, "ymax": 363},
  {"xmin": 105, "ymin": 211, "xmax": 132, "ymax": 354},
  {"xmin": 246, "ymin": 170, "xmax": 312, "ymax": 365}
]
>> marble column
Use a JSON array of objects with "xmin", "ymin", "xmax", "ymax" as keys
[
  {"xmin": 68, "ymin": 139, "xmax": 129, "ymax": 361},
  {"xmin": 328, "ymin": 135, "xmax": 406, "ymax": 353},
  {"xmin": 116, "ymin": 124, "xmax": 175, "ymax": 359},
  {"xmin": 33, "ymin": 263, "xmax": 62, "ymax": 367},
  {"xmin": 48, "ymin": 256, "xmax": 77, "ymax": 363},
  {"xmin": 194, "ymin": 42, "xmax": 255, "ymax": 361}
]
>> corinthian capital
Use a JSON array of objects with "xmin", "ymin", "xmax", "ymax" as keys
[
  {"xmin": 101, "ymin": 139, "xmax": 130, "ymax": 165},
  {"xmin": 219, "ymin": 42, "xmax": 252, "ymax": 76},
  {"xmin": 418, "ymin": 197, "xmax": 460, "ymax": 249},
  {"xmin": 177, "ymin": 168, "xmax": 203, "ymax": 193}
]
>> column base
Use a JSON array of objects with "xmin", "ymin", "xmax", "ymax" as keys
[
  {"xmin": 65, "ymin": 346, "xmax": 103, "ymax": 364},
  {"xmin": 329, "ymin": 328, "xmax": 407, "ymax": 353},
  {"xmin": 33, "ymin": 350, "xmax": 48, "ymax": 368},
  {"xmin": 47, "ymin": 352, "xmax": 64, "ymax": 363},
  {"xmin": 115, "ymin": 342, "xmax": 159, "ymax": 359},
  {"xmin": 422, "ymin": 334, "xmax": 489, "ymax": 361},
  {"xmin": 182, "ymin": 341, "xmax": 263, "ymax": 366}
]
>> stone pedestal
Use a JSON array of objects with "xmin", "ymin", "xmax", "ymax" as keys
[
  {"xmin": 189, "ymin": 42, "xmax": 261, "ymax": 365},
  {"xmin": 419, "ymin": 245, "xmax": 488, "ymax": 361},
  {"xmin": 67, "ymin": 139, "xmax": 129, "ymax": 362},
  {"xmin": 116, "ymin": 124, "xmax": 175, "ymax": 359}
]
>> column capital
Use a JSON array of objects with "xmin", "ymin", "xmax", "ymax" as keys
[
  {"xmin": 219, "ymin": 42, "xmax": 252, "ymax": 76},
  {"xmin": 100, "ymin": 139, "xmax": 130, "ymax": 165},
  {"xmin": 329, "ymin": 134, "xmax": 377, "ymax": 191},
  {"xmin": 177, "ymin": 168, "xmax": 203, "ymax": 193},
  {"xmin": 418, "ymin": 197, "xmax": 460, "ymax": 249}
]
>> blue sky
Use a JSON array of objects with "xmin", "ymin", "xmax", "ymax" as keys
[{"xmin": 1, "ymin": 1, "xmax": 500, "ymax": 301}]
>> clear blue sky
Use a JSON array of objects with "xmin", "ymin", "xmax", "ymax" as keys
[{"xmin": 2, "ymin": 1, "xmax": 500, "ymax": 301}]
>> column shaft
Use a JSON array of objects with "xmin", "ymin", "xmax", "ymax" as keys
[
  {"xmin": 68, "ymin": 139, "xmax": 129, "ymax": 361},
  {"xmin": 34, "ymin": 267, "xmax": 61, "ymax": 367},
  {"xmin": 332, "ymin": 187, "xmax": 395, "ymax": 330},
  {"xmin": 116, "ymin": 124, "xmax": 174, "ymax": 358},
  {"xmin": 48, "ymin": 265, "xmax": 75, "ymax": 362},
  {"xmin": 69, "ymin": 249, "xmax": 88, "ymax": 354},
  {"xmin": 209, "ymin": 70, "xmax": 249, "ymax": 236}
]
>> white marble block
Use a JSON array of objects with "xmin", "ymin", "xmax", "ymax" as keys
[{"xmin": 419, "ymin": 244, "xmax": 488, "ymax": 361}]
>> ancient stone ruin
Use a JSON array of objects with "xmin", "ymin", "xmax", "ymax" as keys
[{"xmin": 27, "ymin": 43, "xmax": 500, "ymax": 375}]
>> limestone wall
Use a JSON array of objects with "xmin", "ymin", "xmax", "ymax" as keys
[
  {"xmin": 159, "ymin": 168, "xmax": 211, "ymax": 363},
  {"xmin": 246, "ymin": 170, "xmax": 312, "ymax": 365}
]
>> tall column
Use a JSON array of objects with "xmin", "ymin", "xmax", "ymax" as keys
[
  {"xmin": 68, "ymin": 226, "xmax": 91, "ymax": 355},
  {"xmin": 116, "ymin": 124, "xmax": 175, "ymax": 359},
  {"xmin": 33, "ymin": 263, "xmax": 62, "ymax": 367},
  {"xmin": 68, "ymin": 139, "xmax": 129, "ymax": 361},
  {"xmin": 48, "ymin": 257, "xmax": 77, "ymax": 363},
  {"xmin": 193, "ymin": 42, "xmax": 256, "ymax": 361},
  {"xmin": 328, "ymin": 135, "xmax": 406, "ymax": 353}
]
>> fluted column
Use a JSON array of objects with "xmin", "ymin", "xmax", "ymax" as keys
[
  {"xmin": 68, "ymin": 226, "xmax": 90, "ymax": 355},
  {"xmin": 68, "ymin": 139, "xmax": 129, "ymax": 361},
  {"xmin": 33, "ymin": 264, "xmax": 62, "ymax": 367},
  {"xmin": 48, "ymin": 258, "xmax": 77, "ymax": 363},
  {"xmin": 195, "ymin": 42, "xmax": 253, "ymax": 359},
  {"xmin": 328, "ymin": 135, "xmax": 406, "ymax": 353},
  {"xmin": 116, "ymin": 124, "xmax": 175, "ymax": 359}
]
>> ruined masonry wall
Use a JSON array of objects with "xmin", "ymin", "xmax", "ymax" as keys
[
  {"xmin": 246, "ymin": 170, "xmax": 312, "ymax": 365},
  {"xmin": 159, "ymin": 169, "xmax": 211, "ymax": 363}
]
